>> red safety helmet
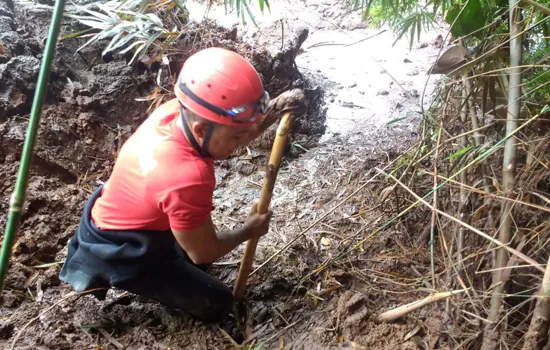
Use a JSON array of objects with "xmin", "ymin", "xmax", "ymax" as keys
[{"xmin": 174, "ymin": 47, "xmax": 269, "ymax": 126}]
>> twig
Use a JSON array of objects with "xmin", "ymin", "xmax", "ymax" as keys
[
  {"xmin": 280, "ymin": 19, "xmax": 284, "ymax": 52},
  {"xmin": 218, "ymin": 327, "xmax": 241, "ymax": 349},
  {"xmin": 343, "ymin": 29, "xmax": 387, "ymax": 47},
  {"xmin": 377, "ymin": 290, "xmax": 467, "ymax": 323},
  {"xmin": 98, "ymin": 328, "xmax": 125, "ymax": 349},
  {"xmin": 306, "ymin": 30, "xmax": 387, "ymax": 49},
  {"xmin": 378, "ymin": 169, "xmax": 545, "ymax": 273},
  {"xmin": 263, "ymin": 320, "xmax": 299, "ymax": 345},
  {"xmin": 10, "ymin": 288, "xmax": 107, "ymax": 350}
]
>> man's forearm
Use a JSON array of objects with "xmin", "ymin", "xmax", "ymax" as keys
[{"xmin": 209, "ymin": 226, "xmax": 250, "ymax": 262}]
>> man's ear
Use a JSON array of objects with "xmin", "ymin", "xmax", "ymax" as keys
[{"xmin": 191, "ymin": 121, "xmax": 208, "ymax": 141}]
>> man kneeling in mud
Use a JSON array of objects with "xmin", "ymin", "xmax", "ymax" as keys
[{"xmin": 60, "ymin": 48, "xmax": 286, "ymax": 322}]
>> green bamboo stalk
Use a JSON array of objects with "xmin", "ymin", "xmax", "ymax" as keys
[
  {"xmin": 0, "ymin": 0, "xmax": 67, "ymax": 293},
  {"xmin": 482, "ymin": 2, "xmax": 524, "ymax": 349}
]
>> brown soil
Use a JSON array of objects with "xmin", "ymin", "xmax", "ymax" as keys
[{"xmin": 0, "ymin": 0, "xmax": 450, "ymax": 349}]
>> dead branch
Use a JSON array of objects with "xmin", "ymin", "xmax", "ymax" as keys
[{"xmin": 377, "ymin": 290, "xmax": 467, "ymax": 323}]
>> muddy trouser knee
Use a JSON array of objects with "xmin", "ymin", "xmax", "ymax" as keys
[{"xmin": 113, "ymin": 255, "xmax": 233, "ymax": 322}]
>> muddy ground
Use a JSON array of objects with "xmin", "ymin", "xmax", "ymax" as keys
[{"xmin": 0, "ymin": 0, "xmax": 452, "ymax": 349}]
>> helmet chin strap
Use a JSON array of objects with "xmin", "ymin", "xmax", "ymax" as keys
[{"xmin": 180, "ymin": 106, "xmax": 214, "ymax": 158}]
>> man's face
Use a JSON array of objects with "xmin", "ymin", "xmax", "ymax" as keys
[{"xmin": 191, "ymin": 121, "xmax": 258, "ymax": 160}]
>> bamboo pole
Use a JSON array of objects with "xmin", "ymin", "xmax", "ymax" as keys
[
  {"xmin": 233, "ymin": 112, "xmax": 294, "ymax": 300},
  {"xmin": 0, "ymin": 0, "xmax": 67, "ymax": 293},
  {"xmin": 482, "ymin": 3, "xmax": 523, "ymax": 349},
  {"xmin": 457, "ymin": 86, "xmax": 469, "ymax": 267},
  {"xmin": 522, "ymin": 255, "xmax": 550, "ymax": 350}
]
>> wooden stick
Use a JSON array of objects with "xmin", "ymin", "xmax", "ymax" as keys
[
  {"xmin": 233, "ymin": 112, "xmax": 294, "ymax": 300},
  {"xmin": 376, "ymin": 289, "xmax": 467, "ymax": 323}
]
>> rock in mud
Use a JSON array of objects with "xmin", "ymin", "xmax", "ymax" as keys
[
  {"xmin": 236, "ymin": 161, "xmax": 256, "ymax": 176},
  {"xmin": 0, "ymin": 56, "xmax": 40, "ymax": 119}
]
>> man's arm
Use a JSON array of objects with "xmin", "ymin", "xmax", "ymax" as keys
[{"xmin": 172, "ymin": 203, "xmax": 271, "ymax": 265}]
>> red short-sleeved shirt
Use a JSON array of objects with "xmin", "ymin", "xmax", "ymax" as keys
[{"xmin": 91, "ymin": 98, "xmax": 215, "ymax": 232}]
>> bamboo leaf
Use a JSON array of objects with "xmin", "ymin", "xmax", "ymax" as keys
[
  {"xmin": 236, "ymin": 0, "xmax": 242, "ymax": 19},
  {"xmin": 417, "ymin": 12, "xmax": 421, "ymax": 41},
  {"xmin": 243, "ymin": 0, "xmax": 258, "ymax": 26},
  {"xmin": 447, "ymin": 146, "xmax": 473, "ymax": 160},
  {"xmin": 129, "ymin": 43, "xmax": 146, "ymax": 64},
  {"xmin": 77, "ymin": 19, "xmax": 112, "ymax": 30},
  {"xmin": 119, "ymin": 39, "xmax": 146, "ymax": 54},
  {"xmin": 78, "ymin": 6, "xmax": 116, "ymax": 23},
  {"xmin": 102, "ymin": 31, "xmax": 125, "ymax": 55},
  {"xmin": 386, "ymin": 116, "xmax": 408, "ymax": 125},
  {"xmin": 109, "ymin": 31, "xmax": 140, "ymax": 51}
]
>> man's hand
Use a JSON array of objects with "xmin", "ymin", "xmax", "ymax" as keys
[
  {"xmin": 242, "ymin": 89, "xmax": 307, "ymax": 144},
  {"xmin": 244, "ymin": 202, "xmax": 272, "ymax": 240}
]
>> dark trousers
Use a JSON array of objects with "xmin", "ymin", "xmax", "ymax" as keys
[
  {"xmin": 113, "ymin": 249, "xmax": 233, "ymax": 322},
  {"xmin": 60, "ymin": 186, "xmax": 233, "ymax": 322}
]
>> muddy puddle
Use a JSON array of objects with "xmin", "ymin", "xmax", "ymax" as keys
[{"xmin": 0, "ymin": 0, "xmax": 453, "ymax": 348}]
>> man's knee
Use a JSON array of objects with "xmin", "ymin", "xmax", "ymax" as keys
[{"xmin": 198, "ymin": 283, "xmax": 234, "ymax": 322}]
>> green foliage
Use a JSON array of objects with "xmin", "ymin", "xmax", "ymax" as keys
[
  {"xmin": 226, "ymin": 0, "xmax": 270, "ymax": 25},
  {"xmin": 525, "ymin": 70, "xmax": 550, "ymax": 103},
  {"xmin": 445, "ymin": 0, "xmax": 487, "ymax": 38},
  {"xmin": 67, "ymin": 0, "xmax": 173, "ymax": 64},
  {"xmin": 68, "ymin": 0, "xmax": 264, "ymax": 64},
  {"xmin": 357, "ymin": 0, "xmax": 437, "ymax": 48},
  {"xmin": 394, "ymin": 7, "xmax": 437, "ymax": 48}
]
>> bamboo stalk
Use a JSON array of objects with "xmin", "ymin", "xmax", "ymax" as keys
[
  {"xmin": 463, "ymin": 77, "xmax": 483, "ymax": 147},
  {"xmin": 430, "ymin": 122, "xmax": 443, "ymax": 287},
  {"xmin": 482, "ymin": 3, "xmax": 524, "ymax": 349},
  {"xmin": 377, "ymin": 290, "xmax": 467, "ymax": 323},
  {"xmin": 457, "ymin": 87, "xmax": 469, "ymax": 267},
  {"xmin": 522, "ymin": 255, "xmax": 550, "ymax": 350},
  {"xmin": 0, "ymin": 0, "xmax": 67, "ymax": 293},
  {"xmin": 233, "ymin": 112, "xmax": 294, "ymax": 300}
]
